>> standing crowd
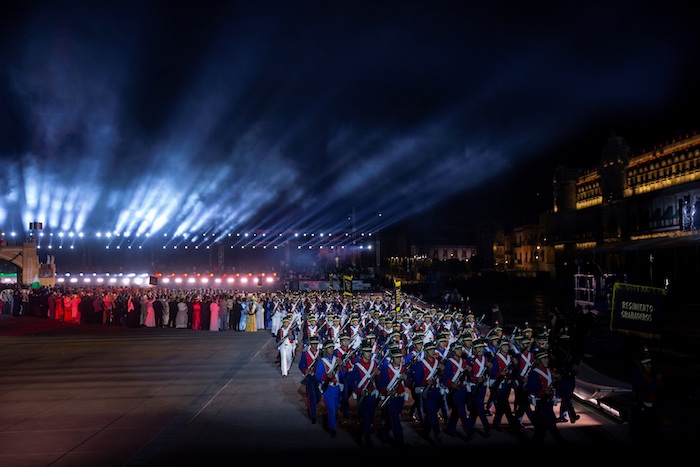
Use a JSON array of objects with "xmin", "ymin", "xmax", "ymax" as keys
[{"xmin": 1, "ymin": 284, "xmax": 279, "ymax": 332}]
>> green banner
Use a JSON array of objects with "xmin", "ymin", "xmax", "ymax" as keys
[{"xmin": 610, "ymin": 282, "xmax": 665, "ymax": 339}]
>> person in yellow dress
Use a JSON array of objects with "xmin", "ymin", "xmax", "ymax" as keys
[{"xmin": 245, "ymin": 296, "xmax": 258, "ymax": 332}]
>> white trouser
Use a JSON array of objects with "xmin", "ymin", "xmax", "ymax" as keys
[{"xmin": 280, "ymin": 342, "xmax": 295, "ymax": 376}]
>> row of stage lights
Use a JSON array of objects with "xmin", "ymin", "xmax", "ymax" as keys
[
  {"xmin": 38, "ymin": 244, "xmax": 373, "ymax": 250},
  {"xmin": 8, "ymin": 230, "xmax": 376, "ymax": 250},
  {"xmin": 14, "ymin": 231, "xmax": 375, "ymax": 239},
  {"xmin": 54, "ymin": 272, "xmax": 281, "ymax": 287}
]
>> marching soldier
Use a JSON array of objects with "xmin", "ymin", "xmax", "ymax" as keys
[
  {"xmin": 412, "ymin": 309, "xmax": 425, "ymax": 335},
  {"xmin": 349, "ymin": 339, "xmax": 381, "ymax": 449},
  {"xmin": 421, "ymin": 313, "xmax": 436, "ymax": 343},
  {"xmin": 406, "ymin": 334, "xmax": 426, "ymax": 423},
  {"xmin": 441, "ymin": 341, "xmax": 475, "ymax": 439},
  {"xmin": 348, "ymin": 314, "xmax": 362, "ymax": 349},
  {"xmin": 375, "ymin": 315, "xmax": 391, "ymax": 343},
  {"xmin": 526, "ymin": 348, "xmax": 566, "ymax": 445},
  {"xmin": 484, "ymin": 332, "xmax": 501, "ymax": 414},
  {"xmin": 551, "ymin": 328, "xmax": 580, "ymax": 423},
  {"xmin": 434, "ymin": 332, "xmax": 451, "ymax": 420},
  {"xmin": 335, "ymin": 332, "xmax": 356, "ymax": 418},
  {"xmin": 277, "ymin": 315, "xmax": 298, "ymax": 377},
  {"xmin": 512, "ymin": 337, "xmax": 535, "ymax": 425},
  {"xmin": 298, "ymin": 335, "xmax": 322, "ymax": 424},
  {"xmin": 413, "ymin": 340, "xmax": 444, "ymax": 443},
  {"xmin": 462, "ymin": 333, "xmax": 474, "ymax": 359},
  {"xmin": 489, "ymin": 336, "xmax": 521, "ymax": 431},
  {"xmin": 438, "ymin": 311, "xmax": 455, "ymax": 341},
  {"xmin": 435, "ymin": 333, "xmax": 451, "ymax": 360},
  {"xmin": 377, "ymin": 347, "xmax": 409, "ymax": 446},
  {"xmin": 302, "ymin": 314, "xmax": 320, "ymax": 347},
  {"xmin": 317, "ymin": 339, "xmax": 342, "ymax": 437},
  {"xmin": 327, "ymin": 314, "xmax": 342, "ymax": 348},
  {"xmin": 485, "ymin": 331, "xmax": 501, "ymax": 359},
  {"xmin": 464, "ymin": 310, "xmax": 482, "ymax": 339},
  {"xmin": 400, "ymin": 312, "xmax": 413, "ymax": 341},
  {"xmin": 467, "ymin": 339, "xmax": 493, "ymax": 436},
  {"xmin": 452, "ymin": 310, "xmax": 464, "ymax": 337}
]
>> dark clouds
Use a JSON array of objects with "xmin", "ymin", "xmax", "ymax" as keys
[{"xmin": 2, "ymin": 1, "xmax": 699, "ymax": 239}]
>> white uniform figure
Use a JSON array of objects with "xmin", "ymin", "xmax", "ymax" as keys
[{"xmin": 277, "ymin": 315, "xmax": 297, "ymax": 377}]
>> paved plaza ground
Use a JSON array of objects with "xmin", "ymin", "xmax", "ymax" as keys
[{"xmin": 0, "ymin": 316, "xmax": 696, "ymax": 466}]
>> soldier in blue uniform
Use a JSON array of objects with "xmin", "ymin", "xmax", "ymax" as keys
[
  {"xmin": 526, "ymin": 348, "xmax": 566, "ymax": 445},
  {"xmin": 406, "ymin": 333, "xmax": 425, "ymax": 423},
  {"xmin": 441, "ymin": 341, "xmax": 475, "ymax": 439},
  {"xmin": 489, "ymin": 337, "xmax": 521, "ymax": 431},
  {"xmin": 349, "ymin": 339, "xmax": 381, "ymax": 449},
  {"xmin": 335, "ymin": 332, "xmax": 356, "ymax": 419},
  {"xmin": 316, "ymin": 339, "xmax": 342, "ymax": 437},
  {"xmin": 298, "ymin": 335, "xmax": 321, "ymax": 424},
  {"xmin": 377, "ymin": 347, "xmax": 408, "ymax": 446},
  {"xmin": 413, "ymin": 340, "xmax": 444, "ymax": 443},
  {"xmin": 551, "ymin": 328, "xmax": 580, "ymax": 423},
  {"xmin": 512, "ymin": 337, "xmax": 535, "ymax": 426},
  {"xmin": 467, "ymin": 339, "xmax": 493, "ymax": 436}
]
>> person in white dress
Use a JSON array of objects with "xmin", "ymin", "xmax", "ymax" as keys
[
  {"xmin": 175, "ymin": 298, "xmax": 189, "ymax": 329},
  {"xmin": 209, "ymin": 298, "xmax": 220, "ymax": 331},
  {"xmin": 255, "ymin": 295, "xmax": 265, "ymax": 330}
]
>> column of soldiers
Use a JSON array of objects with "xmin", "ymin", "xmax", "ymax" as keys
[{"xmin": 279, "ymin": 291, "xmax": 575, "ymax": 448}]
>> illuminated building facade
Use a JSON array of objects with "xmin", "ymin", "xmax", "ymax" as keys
[{"xmin": 495, "ymin": 131, "xmax": 700, "ymax": 299}]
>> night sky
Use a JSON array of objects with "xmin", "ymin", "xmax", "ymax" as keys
[{"xmin": 2, "ymin": 1, "xmax": 699, "ymax": 245}]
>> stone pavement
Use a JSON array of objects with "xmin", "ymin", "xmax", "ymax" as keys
[{"xmin": 0, "ymin": 316, "xmax": 695, "ymax": 466}]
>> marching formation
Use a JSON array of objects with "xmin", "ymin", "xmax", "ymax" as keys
[{"xmin": 276, "ymin": 291, "xmax": 581, "ymax": 449}]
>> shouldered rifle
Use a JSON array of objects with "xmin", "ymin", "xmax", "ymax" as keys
[
  {"xmin": 355, "ymin": 341, "xmax": 389, "ymax": 406},
  {"xmin": 356, "ymin": 361, "xmax": 381, "ymax": 409},
  {"xmin": 447, "ymin": 357, "xmax": 473, "ymax": 395},
  {"xmin": 492, "ymin": 351, "xmax": 516, "ymax": 388},
  {"xmin": 374, "ymin": 338, "xmax": 392, "ymax": 364},
  {"xmin": 300, "ymin": 351, "xmax": 322, "ymax": 385},
  {"xmin": 338, "ymin": 314, "xmax": 352, "ymax": 334},
  {"xmin": 319, "ymin": 355, "xmax": 341, "ymax": 392},
  {"xmin": 473, "ymin": 353, "xmax": 493, "ymax": 391},
  {"xmin": 379, "ymin": 376, "xmax": 404, "ymax": 408},
  {"xmin": 276, "ymin": 316, "xmax": 300, "ymax": 350},
  {"xmin": 341, "ymin": 346, "xmax": 358, "ymax": 366},
  {"xmin": 420, "ymin": 357, "xmax": 444, "ymax": 400},
  {"xmin": 379, "ymin": 354, "xmax": 417, "ymax": 408}
]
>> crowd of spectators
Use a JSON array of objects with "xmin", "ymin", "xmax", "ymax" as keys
[{"xmin": 0, "ymin": 283, "xmax": 281, "ymax": 331}]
